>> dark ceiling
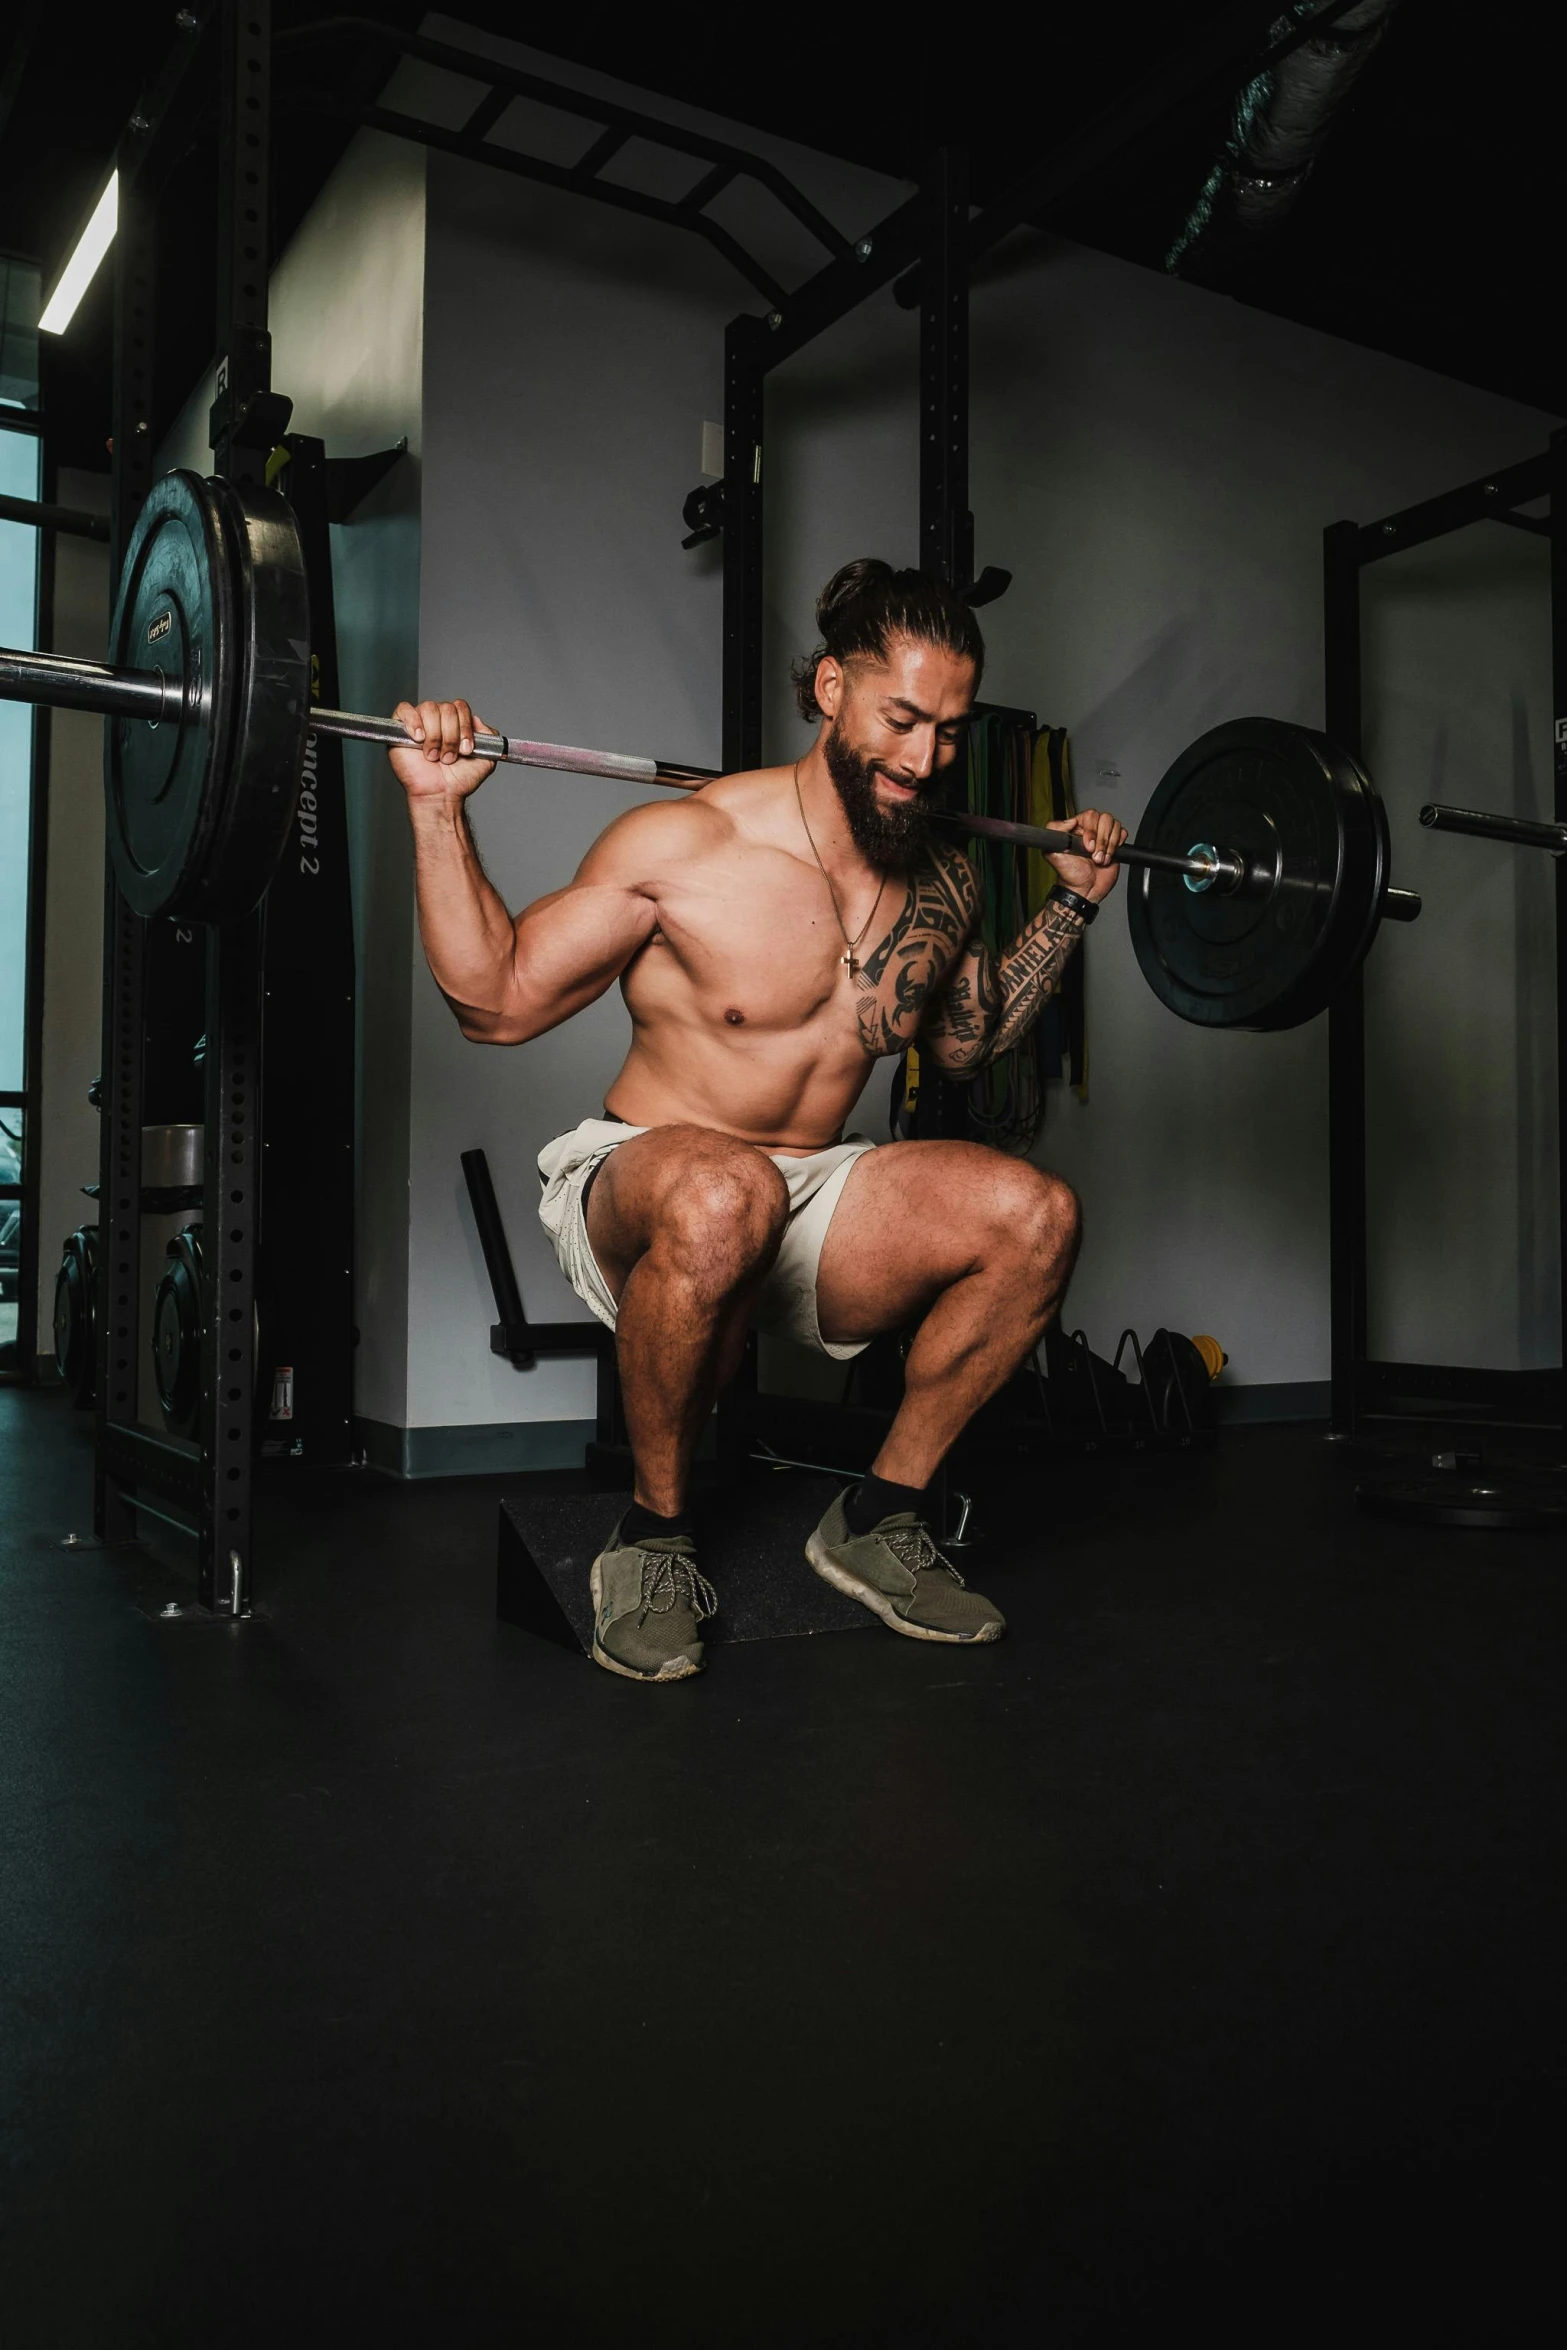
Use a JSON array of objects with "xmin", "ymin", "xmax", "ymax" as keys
[{"xmin": 1, "ymin": 2, "xmax": 1558, "ymax": 477}]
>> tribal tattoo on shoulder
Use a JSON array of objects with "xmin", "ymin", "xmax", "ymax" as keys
[
  {"xmin": 852, "ymin": 845, "xmax": 979, "ymax": 1056},
  {"xmin": 919, "ymin": 892, "xmax": 1087, "ymax": 1073}
]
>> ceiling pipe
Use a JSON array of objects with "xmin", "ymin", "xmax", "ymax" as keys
[{"xmin": 1166, "ymin": 0, "xmax": 1402, "ymax": 287}]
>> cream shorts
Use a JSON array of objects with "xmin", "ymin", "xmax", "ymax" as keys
[{"xmin": 537, "ymin": 1117, "xmax": 878, "ymax": 1360}]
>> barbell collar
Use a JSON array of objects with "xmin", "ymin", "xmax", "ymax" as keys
[
  {"xmin": 1420, "ymin": 801, "xmax": 1567, "ymax": 854},
  {"xmin": 0, "ymin": 643, "xmax": 177, "ymax": 727}
]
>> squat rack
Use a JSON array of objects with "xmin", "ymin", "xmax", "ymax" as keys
[{"xmin": 65, "ymin": 0, "xmax": 1358, "ymax": 1607}]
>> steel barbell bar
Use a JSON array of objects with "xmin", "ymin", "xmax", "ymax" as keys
[
  {"xmin": 314, "ymin": 704, "xmax": 1249, "ymax": 887},
  {"xmin": 0, "ymin": 640, "xmax": 1419, "ymax": 917}
]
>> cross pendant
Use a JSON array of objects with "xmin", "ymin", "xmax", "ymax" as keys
[{"xmin": 842, "ymin": 949, "xmax": 857, "ymax": 973}]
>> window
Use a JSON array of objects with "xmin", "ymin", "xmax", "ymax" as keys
[
  {"xmin": 0, "ymin": 256, "xmax": 40, "ymax": 416},
  {"xmin": 0, "ymin": 262, "xmax": 42, "ymax": 1369}
]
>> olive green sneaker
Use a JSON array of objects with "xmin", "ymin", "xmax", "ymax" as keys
[
  {"xmin": 588, "ymin": 1519, "xmax": 718, "ymax": 1682},
  {"xmin": 805, "ymin": 1491, "xmax": 1005, "ymax": 1644}
]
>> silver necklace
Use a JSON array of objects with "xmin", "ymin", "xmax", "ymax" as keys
[{"xmin": 793, "ymin": 759, "xmax": 885, "ymax": 976}]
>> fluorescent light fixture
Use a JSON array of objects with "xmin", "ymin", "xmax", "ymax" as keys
[{"xmin": 38, "ymin": 173, "xmax": 119, "ymax": 337}]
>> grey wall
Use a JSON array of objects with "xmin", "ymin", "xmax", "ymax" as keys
[{"xmin": 34, "ymin": 468, "xmax": 110, "ymax": 1351}]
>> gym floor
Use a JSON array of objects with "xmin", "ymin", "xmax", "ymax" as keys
[{"xmin": 2, "ymin": 1387, "xmax": 1562, "ymax": 2345}]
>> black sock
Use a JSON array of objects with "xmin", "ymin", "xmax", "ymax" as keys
[
  {"xmin": 844, "ymin": 1473, "xmax": 928, "ymax": 1535},
  {"xmin": 621, "ymin": 1499, "xmax": 694, "ymax": 1546}
]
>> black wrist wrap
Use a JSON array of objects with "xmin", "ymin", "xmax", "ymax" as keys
[{"xmin": 1048, "ymin": 882, "xmax": 1098, "ymax": 926}]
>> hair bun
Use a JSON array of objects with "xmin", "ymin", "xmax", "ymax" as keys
[
  {"xmin": 815, "ymin": 558, "xmax": 894, "ymax": 635},
  {"xmin": 790, "ymin": 556, "xmax": 986, "ymax": 722}
]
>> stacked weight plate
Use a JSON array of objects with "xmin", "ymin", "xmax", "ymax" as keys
[
  {"xmin": 104, "ymin": 470, "xmax": 313, "ymax": 924},
  {"xmin": 1126, "ymin": 717, "xmax": 1391, "ymax": 1032}
]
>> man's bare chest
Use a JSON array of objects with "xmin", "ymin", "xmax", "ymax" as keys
[{"xmin": 633, "ymin": 845, "xmax": 976, "ymax": 1058}]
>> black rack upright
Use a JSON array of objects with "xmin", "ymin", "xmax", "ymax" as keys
[
  {"xmin": 1324, "ymin": 438, "xmax": 1565, "ymax": 1450},
  {"xmin": 97, "ymin": 4, "xmax": 263, "ymax": 1607},
  {"xmin": 96, "ymin": 2, "xmax": 353, "ymax": 1609}
]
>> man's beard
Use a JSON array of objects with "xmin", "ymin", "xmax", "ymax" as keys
[{"xmin": 822, "ymin": 723, "xmax": 940, "ymax": 870}]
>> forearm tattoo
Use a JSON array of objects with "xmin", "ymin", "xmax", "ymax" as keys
[{"xmin": 921, "ymin": 894, "xmax": 1086, "ymax": 1072}]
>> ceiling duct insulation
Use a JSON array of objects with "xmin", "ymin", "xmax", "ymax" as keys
[{"xmin": 1167, "ymin": 0, "xmax": 1402, "ymax": 286}]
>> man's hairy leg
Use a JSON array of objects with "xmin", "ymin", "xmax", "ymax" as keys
[
  {"xmin": 586, "ymin": 1127, "xmax": 789, "ymax": 1516},
  {"xmin": 815, "ymin": 1141, "xmax": 1080, "ymax": 1488}
]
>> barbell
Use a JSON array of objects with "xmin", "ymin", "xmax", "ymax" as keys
[{"xmin": 0, "ymin": 467, "xmax": 1421, "ymax": 1032}]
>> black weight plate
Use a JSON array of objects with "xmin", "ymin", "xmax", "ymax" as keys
[
  {"xmin": 105, "ymin": 472, "xmax": 236, "ymax": 918},
  {"xmin": 1356, "ymin": 1473, "xmax": 1567, "ymax": 1532},
  {"xmin": 1321, "ymin": 743, "xmax": 1389, "ymax": 1027},
  {"xmin": 104, "ymin": 471, "xmax": 313, "ymax": 924},
  {"xmin": 1126, "ymin": 718, "xmax": 1385, "ymax": 1032},
  {"xmin": 153, "ymin": 1226, "xmax": 204, "ymax": 1434},
  {"xmin": 1248, "ymin": 731, "xmax": 1387, "ymax": 1035},
  {"xmin": 53, "ymin": 1225, "xmax": 97, "ymax": 1409},
  {"xmin": 201, "ymin": 475, "xmax": 313, "ymax": 924}
]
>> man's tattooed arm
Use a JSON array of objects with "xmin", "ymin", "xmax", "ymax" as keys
[
  {"xmin": 852, "ymin": 844, "xmax": 980, "ymax": 1056},
  {"xmin": 920, "ymin": 893, "xmax": 1087, "ymax": 1073}
]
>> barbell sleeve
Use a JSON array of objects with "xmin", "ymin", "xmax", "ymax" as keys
[
  {"xmin": 1420, "ymin": 802, "xmax": 1567, "ymax": 854},
  {"xmin": 0, "ymin": 644, "xmax": 177, "ymax": 725},
  {"xmin": 0, "ymin": 491, "xmax": 112, "ymax": 542}
]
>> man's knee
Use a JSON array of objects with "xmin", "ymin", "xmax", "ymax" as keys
[
  {"xmin": 655, "ymin": 1135, "xmax": 789, "ymax": 1291},
  {"xmin": 984, "ymin": 1162, "xmax": 1080, "ymax": 1281}
]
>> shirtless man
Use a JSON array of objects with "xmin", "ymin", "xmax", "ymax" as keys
[{"xmin": 389, "ymin": 560, "xmax": 1126, "ymax": 1682}]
